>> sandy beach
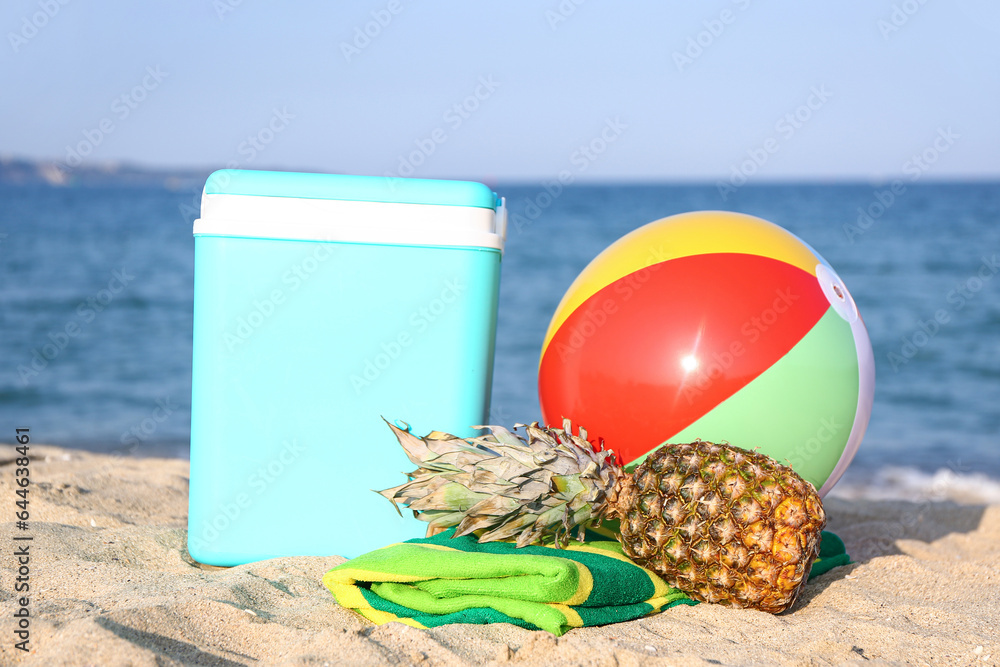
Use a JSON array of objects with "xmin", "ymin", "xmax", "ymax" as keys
[{"xmin": 1, "ymin": 444, "xmax": 998, "ymax": 667}]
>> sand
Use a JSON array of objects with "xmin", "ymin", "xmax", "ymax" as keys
[{"xmin": 1, "ymin": 445, "xmax": 998, "ymax": 667}]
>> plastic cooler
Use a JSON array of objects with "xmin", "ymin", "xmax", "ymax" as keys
[{"xmin": 188, "ymin": 169, "xmax": 506, "ymax": 566}]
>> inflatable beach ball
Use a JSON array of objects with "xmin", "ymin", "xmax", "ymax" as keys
[{"xmin": 538, "ymin": 211, "xmax": 874, "ymax": 496}]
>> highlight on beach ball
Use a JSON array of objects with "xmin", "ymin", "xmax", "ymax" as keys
[{"xmin": 538, "ymin": 211, "xmax": 874, "ymax": 496}]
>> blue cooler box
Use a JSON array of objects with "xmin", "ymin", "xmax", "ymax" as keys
[{"xmin": 188, "ymin": 169, "xmax": 505, "ymax": 566}]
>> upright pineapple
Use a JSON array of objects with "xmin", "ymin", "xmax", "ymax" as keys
[{"xmin": 378, "ymin": 419, "xmax": 826, "ymax": 614}]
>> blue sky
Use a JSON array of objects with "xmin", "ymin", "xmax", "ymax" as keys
[{"xmin": 3, "ymin": 0, "xmax": 999, "ymax": 181}]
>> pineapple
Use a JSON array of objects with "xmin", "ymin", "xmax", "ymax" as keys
[{"xmin": 378, "ymin": 419, "xmax": 826, "ymax": 614}]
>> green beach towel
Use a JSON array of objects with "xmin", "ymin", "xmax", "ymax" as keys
[{"xmin": 323, "ymin": 528, "xmax": 849, "ymax": 636}]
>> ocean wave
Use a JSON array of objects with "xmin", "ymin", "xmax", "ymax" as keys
[{"xmin": 828, "ymin": 465, "xmax": 1000, "ymax": 504}]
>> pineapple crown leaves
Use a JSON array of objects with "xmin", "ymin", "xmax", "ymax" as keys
[{"xmin": 378, "ymin": 418, "xmax": 622, "ymax": 548}]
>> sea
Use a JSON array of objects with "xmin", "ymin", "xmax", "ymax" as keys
[{"xmin": 2, "ymin": 180, "xmax": 999, "ymax": 503}]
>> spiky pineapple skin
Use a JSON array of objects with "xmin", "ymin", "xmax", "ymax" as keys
[
  {"xmin": 615, "ymin": 441, "xmax": 826, "ymax": 613},
  {"xmin": 378, "ymin": 420, "xmax": 621, "ymax": 548}
]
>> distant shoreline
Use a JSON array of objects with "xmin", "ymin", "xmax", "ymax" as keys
[
  {"xmin": 3, "ymin": 157, "xmax": 998, "ymax": 188},
  {"xmin": 0, "ymin": 156, "xmax": 213, "ymax": 188}
]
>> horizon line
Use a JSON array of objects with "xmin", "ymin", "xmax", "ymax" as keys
[{"xmin": 2, "ymin": 155, "xmax": 999, "ymax": 187}]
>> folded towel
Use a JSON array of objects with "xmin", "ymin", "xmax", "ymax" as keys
[{"xmin": 323, "ymin": 528, "xmax": 850, "ymax": 636}]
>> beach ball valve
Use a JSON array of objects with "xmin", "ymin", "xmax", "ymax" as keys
[{"xmin": 537, "ymin": 211, "xmax": 875, "ymax": 496}]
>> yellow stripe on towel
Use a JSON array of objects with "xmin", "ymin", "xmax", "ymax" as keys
[
  {"xmin": 567, "ymin": 543, "xmax": 672, "ymax": 598},
  {"xmin": 327, "ymin": 583, "xmax": 371, "ymax": 611},
  {"xmin": 357, "ymin": 607, "xmax": 405, "ymax": 626},
  {"xmin": 558, "ymin": 560, "xmax": 594, "ymax": 606},
  {"xmin": 547, "ymin": 603, "xmax": 584, "ymax": 629}
]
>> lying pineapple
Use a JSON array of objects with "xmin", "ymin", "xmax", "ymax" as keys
[{"xmin": 378, "ymin": 419, "xmax": 826, "ymax": 614}]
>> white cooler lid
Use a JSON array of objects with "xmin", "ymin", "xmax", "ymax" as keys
[{"xmin": 193, "ymin": 169, "xmax": 506, "ymax": 251}]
